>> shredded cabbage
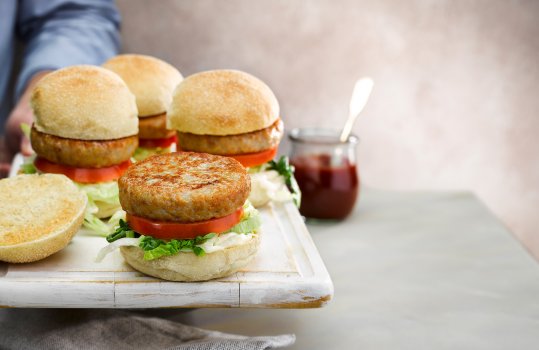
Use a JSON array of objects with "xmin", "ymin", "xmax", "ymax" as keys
[
  {"xmin": 95, "ymin": 201, "xmax": 262, "ymax": 262},
  {"xmin": 76, "ymin": 182, "xmax": 123, "ymax": 236},
  {"xmin": 249, "ymin": 169, "xmax": 292, "ymax": 207},
  {"xmin": 95, "ymin": 237, "xmax": 141, "ymax": 262}
]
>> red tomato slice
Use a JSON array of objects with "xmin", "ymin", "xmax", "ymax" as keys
[
  {"xmin": 34, "ymin": 157, "xmax": 131, "ymax": 184},
  {"xmin": 138, "ymin": 135, "xmax": 177, "ymax": 149},
  {"xmin": 176, "ymin": 146, "xmax": 278, "ymax": 168},
  {"xmin": 229, "ymin": 147, "xmax": 278, "ymax": 167},
  {"xmin": 126, "ymin": 208, "xmax": 244, "ymax": 240}
]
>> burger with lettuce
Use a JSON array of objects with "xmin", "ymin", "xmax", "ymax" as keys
[
  {"xmin": 21, "ymin": 65, "xmax": 139, "ymax": 233},
  {"xmin": 103, "ymin": 54, "xmax": 183, "ymax": 161},
  {"xmin": 97, "ymin": 152, "xmax": 261, "ymax": 282},
  {"xmin": 167, "ymin": 69, "xmax": 300, "ymax": 208}
]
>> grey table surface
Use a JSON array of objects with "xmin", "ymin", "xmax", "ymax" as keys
[
  {"xmin": 168, "ymin": 188, "xmax": 539, "ymax": 349},
  {"xmin": 2, "ymin": 188, "xmax": 539, "ymax": 349}
]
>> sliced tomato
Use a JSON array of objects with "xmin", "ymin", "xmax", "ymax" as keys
[
  {"xmin": 138, "ymin": 135, "xmax": 177, "ymax": 149},
  {"xmin": 176, "ymin": 146, "xmax": 278, "ymax": 168},
  {"xmin": 126, "ymin": 208, "xmax": 243, "ymax": 240},
  {"xmin": 229, "ymin": 147, "xmax": 278, "ymax": 167},
  {"xmin": 34, "ymin": 157, "xmax": 131, "ymax": 183}
]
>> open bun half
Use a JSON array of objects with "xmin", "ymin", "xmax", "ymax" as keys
[{"xmin": 0, "ymin": 174, "xmax": 87, "ymax": 263}]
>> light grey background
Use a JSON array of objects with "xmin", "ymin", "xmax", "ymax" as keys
[{"xmin": 116, "ymin": 0, "xmax": 539, "ymax": 258}]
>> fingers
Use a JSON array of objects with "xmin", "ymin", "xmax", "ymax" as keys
[
  {"xmin": 21, "ymin": 136, "xmax": 34, "ymax": 156},
  {"xmin": 0, "ymin": 163, "xmax": 10, "ymax": 179}
]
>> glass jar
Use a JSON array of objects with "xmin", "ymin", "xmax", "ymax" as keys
[{"xmin": 289, "ymin": 128, "xmax": 359, "ymax": 220}]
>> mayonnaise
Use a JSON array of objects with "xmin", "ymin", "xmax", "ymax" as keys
[
  {"xmin": 249, "ymin": 170, "xmax": 291, "ymax": 207},
  {"xmin": 198, "ymin": 232, "xmax": 254, "ymax": 253}
]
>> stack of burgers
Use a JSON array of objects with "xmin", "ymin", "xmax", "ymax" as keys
[{"xmin": 15, "ymin": 60, "xmax": 299, "ymax": 281}]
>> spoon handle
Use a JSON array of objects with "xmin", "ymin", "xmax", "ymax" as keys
[{"xmin": 339, "ymin": 77, "xmax": 374, "ymax": 142}]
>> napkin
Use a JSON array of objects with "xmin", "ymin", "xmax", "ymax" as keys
[{"xmin": 0, "ymin": 309, "xmax": 295, "ymax": 349}]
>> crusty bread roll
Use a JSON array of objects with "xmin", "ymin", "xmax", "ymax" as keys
[
  {"xmin": 167, "ymin": 70, "xmax": 279, "ymax": 135},
  {"xmin": 120, "ymin": 234, "xmax": 259, "ymax": 281},
  {"xmin": 31, "ymin": 65, "xmax": 138, "ymax": 140},
  {"xmin": 0, "ymin": 174, "xmax": 87, "ymax": 263},
  {"xmin": 103, "ymin": 54, "xmax": 183, "ymax": 117}
]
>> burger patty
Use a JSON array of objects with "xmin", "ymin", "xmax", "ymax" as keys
[
  {"xmin": 138, "ymin": 113, "xmax": 175, "ymax": 140},
  {"xmin": 119, "ymin": 152, "xmax": 250, "ymax": 222},
  {"xmin": 31, "ymin": 126, "xmax": 138, "ymax": 168},
  {"xmin": 177, "ymin": 119, "xmax": 283, "ymax": 155}
]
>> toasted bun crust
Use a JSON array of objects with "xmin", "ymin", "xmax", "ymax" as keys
[
  {"xmin": 167, "ymin": 70, "xmax": 279, "ymax": 135},
  {"xmin": 103, "ymin": 54, "xmax": 183, "ymax": 117},
  {"xmin": 31, "ymin": 125, "xmax": 138, "ymax": 168},
  {"xmin": 120, "ymin": 233, "xmax": 259, "ymax": 281},
  {"xmin": 0, "ymin": 174, "xmax": 87, "ymax": 263},
  {"xmin": 119, "ymin": 152, "xmax": 250, "ymax": 222},
  {"xmin": 177, "ymin": 118, "xmax": 283, "ymax": 155},
  {"xmin": 31, "ymin": 65, "xmax": 138, "ymax": 140}
]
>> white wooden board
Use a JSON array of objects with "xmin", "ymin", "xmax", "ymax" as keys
[{"xmin": 0, "ymin": 154, "xmax": 333, "ymax": 308}]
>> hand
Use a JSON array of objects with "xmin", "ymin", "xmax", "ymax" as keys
[
  {"xmin": 2, "ymin": 71, "xmax": 50, "ymax": 173},
  {"xmin": 0, "ymin": 135, "xmax": 11, "ymax": 178}
]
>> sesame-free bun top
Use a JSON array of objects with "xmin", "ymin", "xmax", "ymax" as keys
[
  {"xmin": 0, "ymin": 174, "xmax": 87, "ymax": 263},
  {"xmin": 103, "ymin": 54, "xmax": 183, "ymax": 117},
  {"xmin": 167, "ymin": 70, "xmax": 279, "ymax": 136},
  {"xmin": 31, "ymin": 65, "xmax": 138, "ymax": 140}
]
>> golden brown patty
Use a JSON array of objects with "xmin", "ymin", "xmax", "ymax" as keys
[
  {"xmin": 119, "ymin": 152, "xmax": 250, "ymax": 222},
  {"xmin": 138, "ymin": 113, "xmax": 175, "ymax": 140},
  {"xmin": 31, "ymin": 125, "xmax": 138, "ymax": 168},
  {"xmin": 177, "ymin": 119, "xmax": 283, "ymax": 155}
]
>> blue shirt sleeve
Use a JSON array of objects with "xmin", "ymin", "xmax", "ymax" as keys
[{"xmin": 15, "ymin": 0, "xmax": 121, "ymax": 100}]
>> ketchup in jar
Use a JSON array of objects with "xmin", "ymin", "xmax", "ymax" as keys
[{"xmin": 289, "ymin": 128, "xmax": 359, "ymax": 220}]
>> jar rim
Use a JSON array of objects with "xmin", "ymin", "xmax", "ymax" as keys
[{"xmin": 288, "ymin": 128, "xmax": 358, "ymax": 145}]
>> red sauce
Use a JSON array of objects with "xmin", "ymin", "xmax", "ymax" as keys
[{"xmin": 291, "ymin": 154, "xmax": 359, "ymax": 220}]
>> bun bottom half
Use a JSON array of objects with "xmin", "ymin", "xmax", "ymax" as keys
[{"xmin": 120, "ymin": 234, "xmax": 259, "ymax": 281}]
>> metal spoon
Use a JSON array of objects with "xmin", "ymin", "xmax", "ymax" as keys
[{"xmin": 339, "ymin": 77, "xmax": 374, "ymax": 142}]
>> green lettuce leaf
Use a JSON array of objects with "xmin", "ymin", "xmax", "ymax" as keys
[
  {"xmin": 20, "ymin": 162, "xmax": 37, "ymax": 174},
  {"xmin": 19, "ymin": 155, "xmax": 37, "ymax": 174},
  {"xmin": 20, "ymin": 123, "xmax": 31, "ymax": 139},
  {"xmin": 225, "ymin": 202, "xmax": 261, "ymax": 233},
  {"xmin": 267, "ymin": 156, "xmax": 302, "ymax": 207},
  {"xmin": 103, "ymin": 201, "xmax": 260, "ymax": 261},
  {"xmin": 139, "ymin": 233, "xmax": 216, "ymax": 260},
  {"xmin": 106, "ymin": 218, "xmax": 136, "ymax": 242}
]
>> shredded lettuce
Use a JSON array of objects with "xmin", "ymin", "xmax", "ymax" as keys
[
  {"xmin": 139, "ymin": 233, "xmax": 216, "ymax": 259},
  {"xmin": 267, "ymin": 156, "xmax": 301, "ymax": 207},
  {"xmin": 98, "ymin": 201, "xmax": 262, "ymax": 261},
  {"xmin": 225, "ymin": 202, "xmax": 261, "ymax": 233},
  {"xmin": 76, "ymin": 182, "xmax": 122, "ymax": 236},
  {"xmin": 247, "ymin": 156, "xmax": 301, "ymax": 207},
  {"xmin": 106, "ymin": 218, "xmax": 135, "ymax": 242}
]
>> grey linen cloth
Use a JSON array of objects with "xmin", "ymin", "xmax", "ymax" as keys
[{"xmin": 0, "ymin": 309, "xmax": 295, "ymax": 350}]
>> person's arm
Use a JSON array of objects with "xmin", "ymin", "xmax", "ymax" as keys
[{"xmin": 4, "ymin": 0, "xmax": 121, "ymax": 160}]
